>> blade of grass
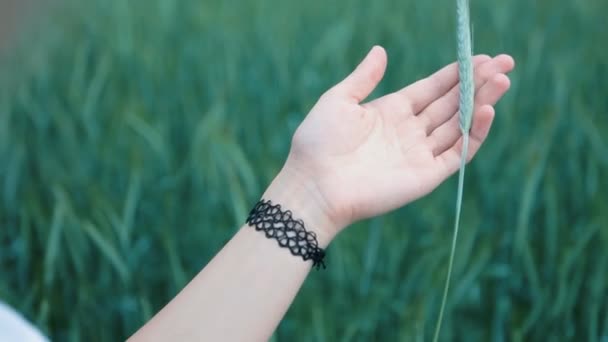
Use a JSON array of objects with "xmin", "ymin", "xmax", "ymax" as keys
[
  {"xmin": 82, "ymin": 221, "xmax": 129, "ymax": 284},
  {"xmin": 43, "ymin": 198, "xmax": 65, "ymax": 288}
]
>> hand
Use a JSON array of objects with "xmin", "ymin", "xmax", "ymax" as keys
[{"xmin": 265, "ymin": 46, "xmax": 515, "ymax": 241}]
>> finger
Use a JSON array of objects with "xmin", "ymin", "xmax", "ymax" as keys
[
  {"xmin": 475, "ymin": 73, "xmax": 511, "ymax": 110},
  {"xmin": 431, "ymin": 104, "xmax": 493, "ymax": 156},
  {"xmin": 430, "ymin": 73, "xmax": 511, "ymax": 156},
  {"xmin": 330, "ymin": 45, "xmax": 388, "ymax": 103},
  {"xmin": 395, "ymin": 54, "xmax": 492, "ymax": 113},
  {"xmin": 436, "ymin": 104, "xmax": 496, "ymax": 175},
  {"xmin": 367, "ymin": 55, "xmax": 492, "ymax": 121},
  {"xmin": 420, "ymin": 54, "xmax": 515, "ymax": 134}
]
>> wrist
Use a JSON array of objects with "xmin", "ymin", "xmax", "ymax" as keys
[{"xmin": 261, "ymin": 166, "xmax": 341, "ymax": 248}]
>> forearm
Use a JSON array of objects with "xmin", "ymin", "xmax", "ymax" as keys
[{"xmin": 129, "ymin": 169, "xmax": 338, "ymax": 341}]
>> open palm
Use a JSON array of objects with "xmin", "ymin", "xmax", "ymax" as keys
[{"xmin": 285, "ymin": 46, "xmax": 515, "ymax": 231}]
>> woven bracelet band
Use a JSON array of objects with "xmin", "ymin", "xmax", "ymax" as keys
[{"xmin": 246, "ymin": 199, "xmax": 326, "ymax": 270}]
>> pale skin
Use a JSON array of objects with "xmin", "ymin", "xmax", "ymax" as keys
[{"xmin": 129, "ymin": 46, "xmax": 515, "ymax": 341}]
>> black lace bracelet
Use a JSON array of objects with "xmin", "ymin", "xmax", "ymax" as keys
[{"xmin": 246, "ymin": 199, "xmax": 326, "ymax": 270}]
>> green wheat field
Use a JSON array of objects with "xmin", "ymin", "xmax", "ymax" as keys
[{"xmin": 1, "ymin": 0, "xmax": 607, "ymax": 340}]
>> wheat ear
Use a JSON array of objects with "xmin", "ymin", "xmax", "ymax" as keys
[{"xmin": 432, "ymin": 0, "xmax": 474, "ymax": 341}]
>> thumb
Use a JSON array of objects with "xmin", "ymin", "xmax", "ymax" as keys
[{"xmin": 333, "ymin": 45, "xmax": 387, "ymax": 103}]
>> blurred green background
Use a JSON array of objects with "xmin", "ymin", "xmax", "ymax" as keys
[{"xmin": 1, "ymin": 0, "xmax": 607, "ymax": 340}]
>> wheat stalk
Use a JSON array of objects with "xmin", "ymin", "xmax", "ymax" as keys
[{"xmin": 432, "ymin": 0, "xmax": 474, "ymax": 340}]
